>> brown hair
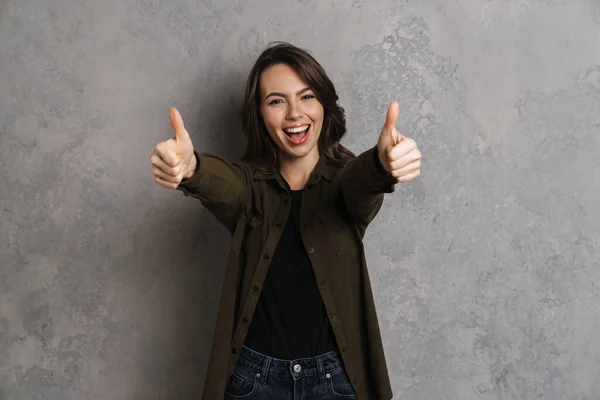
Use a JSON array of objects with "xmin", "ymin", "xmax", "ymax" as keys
[{"xmin": 241, "ymin": 42, "xmax": 355, "ymax": 168}]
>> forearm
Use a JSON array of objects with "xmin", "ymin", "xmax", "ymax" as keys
[
  {"xmin": 340, "ymin": 146, "xmax": 397, "ymax": 230},
  {"xmin": 177, "ymin": 150, "xmax": 249, "ymax": 231}
]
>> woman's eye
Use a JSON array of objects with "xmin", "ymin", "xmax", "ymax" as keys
[
  {"xmin": 269, "ymin": 99, "xmax": 283, "ymax": 105},
  {"xmin": 302, "ymin": 94, "xmax": 315, "ymax": 100}
]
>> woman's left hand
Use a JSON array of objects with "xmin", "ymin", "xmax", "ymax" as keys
[{"xmin": 377, "ymin": 101, "xmax": 422, "ymax": 183}]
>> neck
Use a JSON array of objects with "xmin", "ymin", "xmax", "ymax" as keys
[{"xmin": 279, "ymin": 148, "xmax": 320, "ymax": 190}]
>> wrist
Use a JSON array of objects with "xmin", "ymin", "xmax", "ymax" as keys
[
  {"xmin": 375, "ymin": 146, "xmax": 389, "ymax": 175},
  {"xmin": 182, "ymin": 153, "xmax": 198, "ymax": 180}
]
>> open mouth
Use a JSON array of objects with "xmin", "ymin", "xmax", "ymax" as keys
[{"xmin": 283, "ymin": 124, "xmax": 310, "ymax": 144}]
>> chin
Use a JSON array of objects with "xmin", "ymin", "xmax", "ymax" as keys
[{"xmin": 286, "ymin": 145, "xmax": 317, "ymax": 159}]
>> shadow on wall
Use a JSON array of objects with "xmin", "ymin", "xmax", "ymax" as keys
[{"xmin": 135, "ymin": 75, "xmax": 247, "ymax": 399}]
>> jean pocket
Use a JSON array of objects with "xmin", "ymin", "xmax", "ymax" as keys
[
  {"xmin": 326, "ymin": 367, "xmax": 357, "ymax": 399},
  {"xmin": 224, "ymin": 364, "xmax": 259, "ymax": 399}
]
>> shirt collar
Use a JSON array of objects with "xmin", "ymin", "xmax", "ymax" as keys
[{"xmin": 252, "ymin": 156, "xmax": 338, "ymax": 185}]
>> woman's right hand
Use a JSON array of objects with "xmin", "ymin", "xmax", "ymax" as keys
[{"xmin": 149, "ymin": 107, "xmax": 197, "ymax": 189}]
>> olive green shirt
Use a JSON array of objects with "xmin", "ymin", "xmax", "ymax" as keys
[{"xmin": 177, "ymin": 146, "xmax": 396, "ymax": 399}]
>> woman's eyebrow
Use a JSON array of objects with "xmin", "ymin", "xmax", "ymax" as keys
[{"xmin": 265, "ymin": 87, "xmax": 311, "ymax": 100}]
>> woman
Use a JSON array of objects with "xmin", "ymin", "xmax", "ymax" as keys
[{"xmin": 149, "ymin": 42, "xmax": 421, "ymax": 400}]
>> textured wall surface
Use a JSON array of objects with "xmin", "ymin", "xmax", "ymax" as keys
[{"xmin": 1, "ymin": 0, "xmax": 599, "ymax": 399}]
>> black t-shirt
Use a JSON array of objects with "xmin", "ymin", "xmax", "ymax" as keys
[{"xmin": 244, "ymin": 183, "xmax": 336, "ymax": 359}]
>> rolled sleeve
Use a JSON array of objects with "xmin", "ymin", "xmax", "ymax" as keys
[
  {"xmin": 339, "ymin": 146, "xmax": 397, "ymax": 232},
  {"xmin": 177, "ymin": 150, "xmax": 250, "ymax": 232}
]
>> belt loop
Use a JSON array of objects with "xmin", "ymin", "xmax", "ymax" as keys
[
  {"xmin": 260, "ymin": 354, "xmax": 271, "ymax": 384},
  {"xmin": 316, "ymin": 354, "xmax": 326, "ymax": 385}
]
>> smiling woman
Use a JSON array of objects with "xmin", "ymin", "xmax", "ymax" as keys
[
  {"xmin": 148, "ymin": 42, "xmax": 422, "ymax": 400},
  {"xmin": 258, "ymin": 64, "xmax": 325, "ymax": 187},
  {"xmin": 262, "ymin": 65, "xmax": 322, "ymax": 151},
  {"xmin": 240, "ymin": 43, "xmax": 356, "ymax": 181}
]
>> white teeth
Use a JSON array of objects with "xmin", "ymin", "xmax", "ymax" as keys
[{"xmin": 284, "ymin": 125, "xmax": 309, "ymax": 134}]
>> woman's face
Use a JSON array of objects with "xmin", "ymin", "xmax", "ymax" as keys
[{"xmin": 259, "ymin": 63, "xmax": 324, "ymax": 161}]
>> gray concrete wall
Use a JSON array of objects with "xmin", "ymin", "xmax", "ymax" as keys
[{"xmin": 1, "ymin": 0, "xmax": 599, "ymax": 399}]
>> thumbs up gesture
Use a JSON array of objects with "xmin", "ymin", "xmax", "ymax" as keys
[
  {"xmin": 149, "ymin": 107, "xmax": 196, "ymax": 189},
  {"xmin": 377, "ymin": 101, "xmax": 421, "ymax": 183}
]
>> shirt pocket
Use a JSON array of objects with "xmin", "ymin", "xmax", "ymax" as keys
[
  {"xmin": 245, "ymin": 213, "xmax": 263, "ymax": 229},
  {"xmin": 243, "ymin": 211, "xmax": 264, "ymax": 251},
  {"xmin": 319, "ymin": 212, "xmax": 360, "ymax": 260}
]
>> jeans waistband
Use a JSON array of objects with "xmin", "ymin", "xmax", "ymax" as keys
[{"xmin": 238, "ymin": 345, "xmax": 345, "ymax": 382}]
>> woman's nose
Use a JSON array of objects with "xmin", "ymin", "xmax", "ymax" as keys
[{"xmin": 286, "ymin": 101, "xmax": 301, "ymax": 120}]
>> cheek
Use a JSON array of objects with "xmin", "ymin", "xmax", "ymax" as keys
[
  {"xmin": 262, "ymin": 122, "xmax": 277, "ymax": 142},
  {"xmin": 267, "ymin": 122, "xmax": 281, "ymax": 138},
  {"xmin": 262, "ymin": 109, "xmax": 281, "ymax": 129},
  {"xmin": 260, "ymin": 110, "xmax": 279, "ymax": 137},
  {"xmin": 309, "ymin": 105, "xmax": 325, "ymax": 126},
  {"xmin": 311, "ymin": 113, "xmax": 324, "ymax": 134}
]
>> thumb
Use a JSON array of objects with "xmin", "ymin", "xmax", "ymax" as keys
[
  {"xmin": 382, "ymin": 101, "xmax": 400, "ymax": 136},
  {"xmin": 170, "ymin": 107, "xmax": 191, "ymax": 145}
]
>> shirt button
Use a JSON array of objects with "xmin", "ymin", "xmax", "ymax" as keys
[
  {"xmin": 293, "ymin": 364, "xmax": 301, "ymax": 373},
  {"xmin": 252, "ymin": 285, "xmax": 259, "ymax": 292},
  {"xmin": 242, "ymin": 317, "xmax": 248, "ymax": 323},
  {"xmin": 353, "ymin": 379, "xmax": 358, "ymax": 384},
  {"xmin": 263, "ymin": 253, "xmax": 270, "ymax": 260},
  {"xmin": 308, "ymin": 247, "xmax": 315, "ymax": 254},
  {"xmin": 342, "ymin": 347, "xmax": 347, "ymax": 352},
  {"xmin": 331, "ymin": 314, "xmax": 337, "ymax": 320},
  {"xmin": 231, "ymin": 348, "xmax": 237, "ymax": 355},
  {"xmin": 320, "ymin": 280, "xmax": 326, "ymax": 286}
]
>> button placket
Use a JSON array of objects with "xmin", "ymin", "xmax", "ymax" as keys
[{"xmin": 231, "ymin": 198, "xmax": 292, "ymax": 358}]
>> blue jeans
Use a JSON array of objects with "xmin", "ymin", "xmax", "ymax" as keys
[{"xmin": 224, "ymin": 345, "xmax": 357, "ymax": 400}]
